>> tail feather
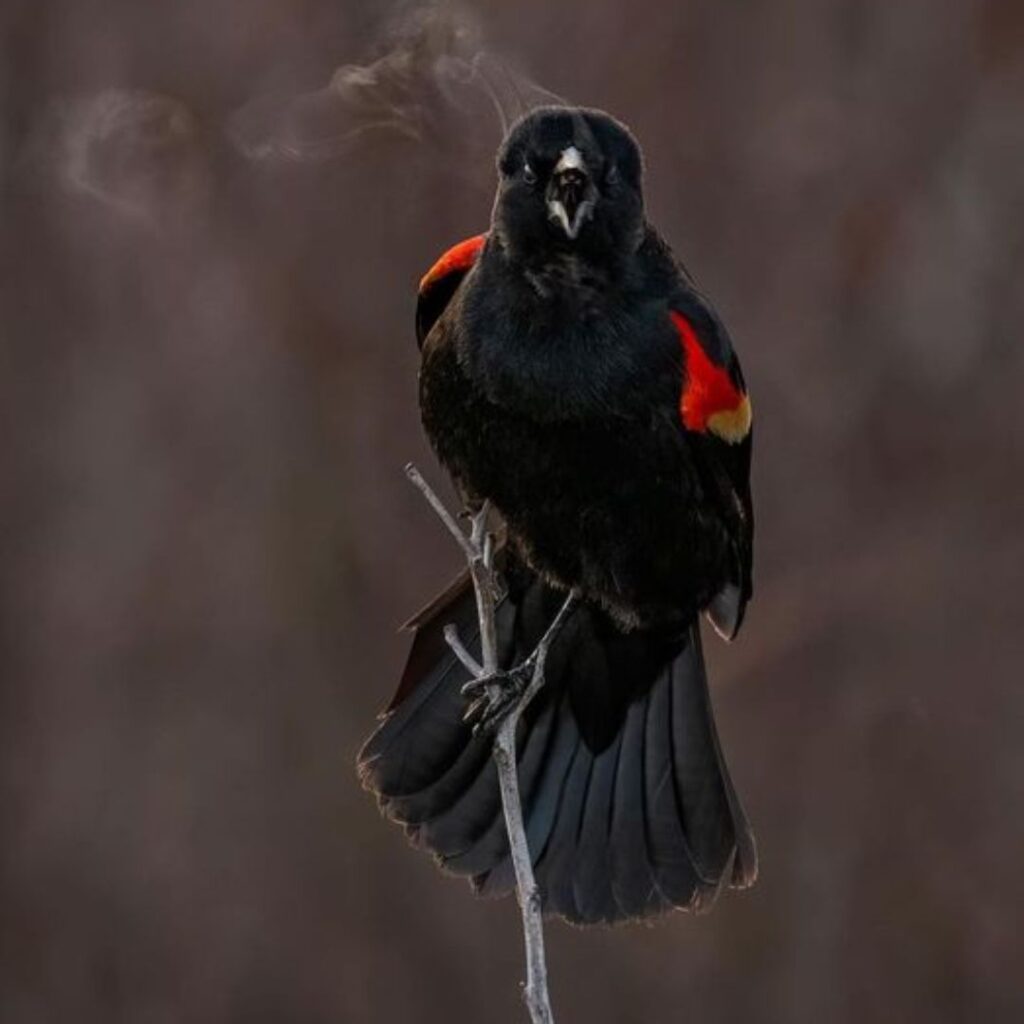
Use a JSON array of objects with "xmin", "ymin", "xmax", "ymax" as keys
[
  {"xmin": 383, "ymin": 733, "xmax": 491, "ymax": 829},
  {"xmin": 608, "ymin": 690, "xmax": 671, "ymax": 917},
  {"xmin": 445, "ymin": 691, "xmax": 560, "ymax": 877},
  {"xmin": 669, "ymin": 631, "xmax": 755, "ymax": 886},
  {"xmin": 532, "ymin": 734, "xmax": 593, "ymax": 920},
  {"xmin": 644, "ymin": 661, "xmax": 709, "ymax": 908},
  {"xmin": 570, "ymin": 725, "xmax": 624, "ymax": 922},
  {"xmin": 358, "ymin": 563, "xmax": 757, "ymax": 925},
  {"xmin": 360, "ymin": 655, "xmax": 475, "ymax": 800},
  {"xmin": 418, "ymin": 751, "xmax": 500, "ymax": 859}
]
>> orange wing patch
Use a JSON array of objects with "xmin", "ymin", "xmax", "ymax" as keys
[
  {"xmin": 670, "ymin": 310, "xmax": 752, "ymax": 444},
  {"xmin": 419, "ymin": 234, "xmax": 487, "ymax": 293}
]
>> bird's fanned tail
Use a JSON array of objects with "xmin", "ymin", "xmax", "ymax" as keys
[{"xmin": 357, "ymin": 562, "xmax": 756, "ymax": 925}]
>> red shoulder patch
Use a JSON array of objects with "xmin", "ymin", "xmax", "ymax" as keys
[
  {"xmin": 670, "ymin": 310, "xmax": 752, "ymax": 443},
  {"xmin": 419, "ymin": 234, "xmax": 487, "ymax": 293}
]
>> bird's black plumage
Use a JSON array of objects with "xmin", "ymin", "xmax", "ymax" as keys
[{"xmin": 359, "ymin": 107, "xmax": 757, "ymax": 923}]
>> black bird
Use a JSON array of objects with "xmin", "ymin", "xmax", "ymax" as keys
[{"xmin": 359, "ymin": 107, "xmax": 757, "ymax": 924}]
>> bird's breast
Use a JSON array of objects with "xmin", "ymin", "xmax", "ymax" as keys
[{"xmin": 420, "ymin": 334, "xmax": 732, "ymax": 626}]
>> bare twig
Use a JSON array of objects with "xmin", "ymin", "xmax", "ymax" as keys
[
  {"xmin": 405, "ymin": 464, "xmax": 475, "ymax": 559},
  {"xmin": 406, "ymin": 463, "xmax": 578, "ymax": 1024},
  {"xmin": 442, "ymin": 623, "xmax": 483, "ymax": 676},
  {"xmin": 493, "ymin": 591, "xmax": 576, "ymax": 1024}
]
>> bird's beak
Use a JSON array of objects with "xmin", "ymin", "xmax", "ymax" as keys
[{"xmin": 547, "ymin": 146, "xmax": 595, "ymax": 240}]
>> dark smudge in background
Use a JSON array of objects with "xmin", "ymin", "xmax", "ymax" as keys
[{"xmin": 2, "ymin": 1, "xmax": 1023, "ymax": 1022}]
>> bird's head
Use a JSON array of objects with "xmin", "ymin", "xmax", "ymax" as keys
[{"xmin": 491, "ymin": 107, "xmax": 645, "ymax": 264}]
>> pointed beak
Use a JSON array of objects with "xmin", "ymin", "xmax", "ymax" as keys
[{"xmin": 547, "ymin": 146, "xmax": 595, "ymax": 240}]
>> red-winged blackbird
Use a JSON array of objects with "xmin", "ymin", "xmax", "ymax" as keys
[{"xmin": 358, "ymin": 107, "xmax": 756, "ymax": 924}]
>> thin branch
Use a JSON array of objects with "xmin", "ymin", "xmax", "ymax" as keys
[
  {"xmin": 493, "ymin": 589, "xmax": 576, "ymax": 1024},
  {"xmin": 443, "ymin": 624, "xmax": 483, "ymax": 677},
  {"xmin": 407, "ymin": 464, "xmax": 578, "ymax": 1024},
  {"xmin": 467, "ymin": 503, "xmax": 500, "ymax": 677},
  {"xmin": 404, "ymin": 463, "xmax": 474, "ymax": 560}
]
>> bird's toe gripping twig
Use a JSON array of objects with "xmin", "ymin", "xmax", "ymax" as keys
[{"xmin": 461, "ymin": 664, "xmax": 533, "ymax": 734}]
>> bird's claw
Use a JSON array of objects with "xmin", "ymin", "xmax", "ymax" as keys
[{"xmin": 461, "ymin": 663, "xmax": 532, "ymax": 735}]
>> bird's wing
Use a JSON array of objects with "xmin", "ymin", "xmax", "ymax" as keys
[
  {"xmin": 668, "ymin": 294, "xmax": 754, "ymax": 640},
  {"xmin": 415, "ymin": 233, "xmax": 488, "ymax": 348}
]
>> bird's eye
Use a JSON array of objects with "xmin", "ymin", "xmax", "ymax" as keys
[
  {"xmin": 605, "ymin": 164, "xmax": 620, "ymax": 186},
  {"xmin": 523, "ymin": 162, "xmax": 537, "ymax": 185}
]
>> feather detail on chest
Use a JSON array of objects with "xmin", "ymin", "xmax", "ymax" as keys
[{"xmin": 454, "ymin": 249, "xmax": 677, "ymax": 421}]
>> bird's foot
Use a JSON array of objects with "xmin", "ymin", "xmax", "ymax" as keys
[{"xmin": 461, "ymin": 663, "xmax": 533, "ymax": 735}]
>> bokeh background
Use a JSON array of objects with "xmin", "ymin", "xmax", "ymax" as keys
[{"xmin": 3, "ymin": 1, "xmax": 1023, "ymax": 1021}]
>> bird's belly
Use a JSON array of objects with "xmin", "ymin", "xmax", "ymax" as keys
[
  {"xmin": 493, "ymin": 424, "xmax": 728, "ymax": 628},
  {"xmin": 421, "ymin": 349, "xmax": 731, "ymax": 628}
]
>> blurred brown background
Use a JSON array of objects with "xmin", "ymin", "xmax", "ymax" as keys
[{"xmin": 2, "ymin": 1, "xmax": 1023, "ymax": 1021}]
